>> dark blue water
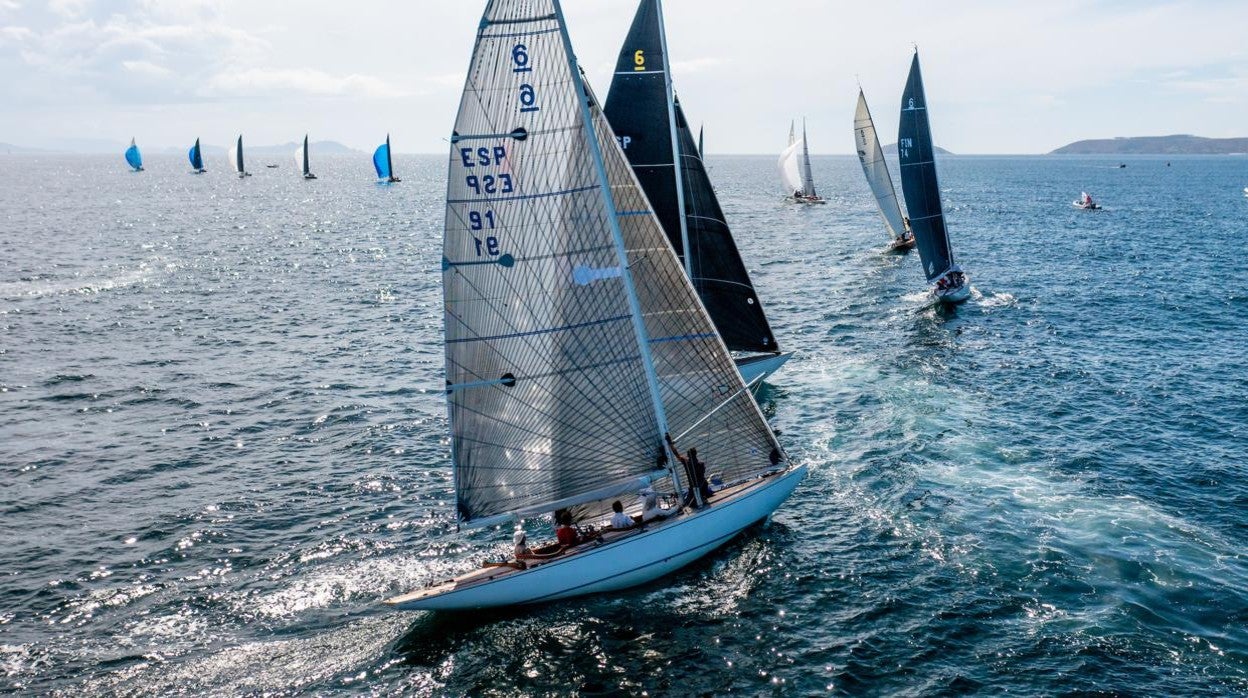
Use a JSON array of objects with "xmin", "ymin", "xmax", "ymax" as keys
[{"xmin": 2, "ymin": 153, "xmax": 1246, "ymax": 695}]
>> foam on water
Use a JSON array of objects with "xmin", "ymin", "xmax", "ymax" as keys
[{"xmin": 1, "ymin": 153, "xmax": 1246, "ymax": 694}]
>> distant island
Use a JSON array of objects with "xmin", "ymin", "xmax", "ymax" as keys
[
  {"xmin": 883, "ymin": 142, "xmax": 954, "ymax": 156},
  {"xmin": 1050, "ymin": 134, "xmax": 1248, "ymax": 155},
  {"xmin": 0, "ymin": 140, "xmax": 361, "ymax": 155}
]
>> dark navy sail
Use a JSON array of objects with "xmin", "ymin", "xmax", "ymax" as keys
[
  {"xmin": 673, "ymin": 99, "xmax": 777, "ymax": 353},
  {"xmin": 602, "ymin": 0, "xmax": 679, "ymax": 249},
  {"xmin": 898, "ymin": 52, "xmax": 955, "ymax": 281},
  {"xmin": 604, "ymin": 0, "xmax": 778, "ymax": 354}
]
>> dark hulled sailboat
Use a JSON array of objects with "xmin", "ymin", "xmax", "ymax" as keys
[
  {"xmin": 897, "ymin": 51, "xmax": 969, "ymax": 304},
  {"xmin": 604, "ymin": 0, "xmax": 790, "ymax": 384}
]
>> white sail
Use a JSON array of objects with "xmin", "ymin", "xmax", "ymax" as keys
[
  {"xmin": 294, "ymin": 138, "xmax": 306, "ymax": 175},
  {"xmin": 778, "ymin": 137, "xmax": 803, "ymax": 194},
  {"xmin": 230, "ymin": 135, "xmax": 245, "ymax": 174},
  {"xmin": 854, "ymin": 90, "xmax": 907, "ymax": 239},
  {"xmin": 443, "ymin": 0, "xmax": 782, "ymax": 526}
]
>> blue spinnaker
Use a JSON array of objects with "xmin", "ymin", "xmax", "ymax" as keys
[
  {"xmin": 125, "ymin": 142, "xmax": 143, "ymax": 170},
  {"xmin": 373, "ymin": 143, "xmax": 391, "ymax": 180},
  {"xmin": 188, "ymin": 139, "xmax": 204, "ymax": 170}
]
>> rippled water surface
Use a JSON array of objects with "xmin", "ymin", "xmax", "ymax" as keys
[{"xmin": 2, "ymin": 153, "xmax": 1246, "ymax": 695}]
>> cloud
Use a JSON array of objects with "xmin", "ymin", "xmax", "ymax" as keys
[
  {"xmin": 206, "ymin": 67, "xmax": 405, "ymax": 98},
  {"xmin": 121, "ymin": 59, "xmax": 170, "ymax": 77}
]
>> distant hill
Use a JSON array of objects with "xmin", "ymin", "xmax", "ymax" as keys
[
  {"xmin": 0, "ymin": 140, "xmax": 361, "ymax": 155},
  {"xmin": 1051, "ymin": 134, "xmax": 1248, "ymax": 155},
  {"xmin": 0, "ymin": 142, "xmax": 53, "ymax": 154},
  {"xmin": 882, "ymin": 142, "xmax": 954, "ymax": 156}
]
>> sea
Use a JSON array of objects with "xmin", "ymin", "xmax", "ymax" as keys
[{"xmin": 1, "ymin": 152, "xmax": 1245, "ymax": 696}]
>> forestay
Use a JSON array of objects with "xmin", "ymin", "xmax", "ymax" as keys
[
  {"xmin": 443, "ymin": 0, "xmax": 782, "ymax": 526},
  {"xmin": 897, "ymin": 52, "xmax": 956, "ymax": 280},
  {"xmin": 854, "ymin": 89, "xmax": 907, "ymax": 240},
  {"xmin": 603, "ymin": 0, "xmax": 779, "ymax": 355}
]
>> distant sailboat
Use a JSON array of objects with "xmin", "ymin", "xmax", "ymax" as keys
[
  {"xmin": 295, "ymin": 134, "xmax": 317, "ymax": 179},
  {"xmin": 604, "ymin": 0, "xmax": 791, "ymax": 385},
  {"xmin": 373, "ymin": 134, "xmax": 401, "ymax": 182},
  {"xmin": 898, "ymin": 50, "xmax": 969, "ymax": 305},
  {"xmin": 778, "ymin": 120, "xmax": 823, "ymax": 204},
  {"xmin": 383, "ymin": 0, "xmax": 804, "ymax": 613},
  {"xmin": 697, "ymin": 124, "xmax": 704, "ymax": 158},
  {"xmin": 124, "ymin": 138, "xmax": 144, "ymax": 171},
  {"xmin": 1072, "ymin": 191, "xmax": 1101, "ymax": 210},
  {"xmin": 230, "ymin": 135, "xmax": 251, "ymax": 178},
  {"xmin": 854, "ymin": 89, "xmax": 914, "ymax": 252},
  {"xmin": 188, "ymin": 138, "xmax": 206, "ymax": 174}
]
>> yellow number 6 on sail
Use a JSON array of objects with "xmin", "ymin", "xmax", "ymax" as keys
[{"xmin": 633, "ymin": 49, "xmax": 645, "ymax": 71}]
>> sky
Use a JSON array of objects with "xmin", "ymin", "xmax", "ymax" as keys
[{"xmin": 1, "ymin": 0, "xmax": 1245, "ymax": 154}]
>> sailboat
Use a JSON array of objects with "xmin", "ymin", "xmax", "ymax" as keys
[
  {"xmin": 295, "ymin": 134, "xmax": 317, "ymax": 179},
  {"xmin": 230, "ymin": 134, "xmax": 251, "ymax": 178},
  {"xmin": 778, "ymin": 120, "xmax": 824, "ymax": 204},
  {"xmin": 1072, "ymin": 191, "xmax": 1101, "ymax": 210},
  {"xmin": 854, "ymin": 89, "xmax": 914, "ymax": 252},
  {"xmin": 897, "ymin": 51, "xmax": 969, "ymax": 305},
  {"xmin": 124, "ymin": 138, "xmax": 144, "ymax": 171},
  {"xmin": 603, "ymin": 0, "xmax": 791, "ymax": 386},
  {"xmin": 373, "ymin": 134, "xmax": 401, "ymax": 182},
  {"xmin": 384, "ymin": 0, "xmax": 805, "ymax": 612},
  {"xmin": 188, "ymin": 138, "xmax": 206, "ymax": 174}
]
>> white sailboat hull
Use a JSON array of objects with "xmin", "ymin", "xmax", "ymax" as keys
[
  {"xmin": 935, "ymin": 283, "xmax": 971, "ymax": 305},
  {"xmin": 735, "ymin": 352, "xmax": 792, "ymax": 385},
  {"xmin": 385, "ymin": 465, "xmax": 806, "ymax": 611}
]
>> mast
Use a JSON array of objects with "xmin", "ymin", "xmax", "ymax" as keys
[
  {"xmin": 654, "ymin": 0, "xmax": 691, "ymax": 281},
  {"xmin": 552, "ymin": 0, "xmax": 673, "ymax": 473}
]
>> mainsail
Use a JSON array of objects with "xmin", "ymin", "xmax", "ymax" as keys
[
  {"xmin": 230, "ymin": 135, "xmax": 246, "ymax": 175},
  {"xmin": 373, "ymin": 134, "xmax": 395, "ymax": 180},
  {"xmin": 124, "ymin": 138, "xmax": 143, "ymax": 171},
  {"xmin": 898, "ymin": 51, "xmax": 956, "ymax": 280},
  {"xmin": 603, "ymin": 0, "xmax": 779, "ymax": 355},
  {"xmin": 444, "ymin": 0, "xmax": 782, "ymax": 526},
  {"xmin": 188, "ymin": 138, "xmax": 205, "ymax": 172},
  {"xmin": 799, "ymin": 120, "xmax": 816, "ymax": 198},
  {"xmin": 854, "ymin": 89, "xmax": 907, "ymax": 239}
]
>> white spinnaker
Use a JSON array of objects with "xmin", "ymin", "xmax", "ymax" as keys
[
  {"xmin": 778, "ymin": 138, "xmax": 803, "ymax": 194},
  {"xmin": 231, "ymin": 135, "xmax": 244, "ymax": 174},
  {"xmin": 295, "ymin": 139, "xmax": 306, "ymax": 174},
  {"xmin": 854, "ymin": 91, "xmax": 906, "ymax": 238},
  {"xmin": 443, "ymin": 0, "xmax": 781, "ymax": 525}
]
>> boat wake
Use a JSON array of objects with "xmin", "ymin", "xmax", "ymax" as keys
[{"xmin": 0, "ymin": 257, "xmax": 169, "ymax": 299}]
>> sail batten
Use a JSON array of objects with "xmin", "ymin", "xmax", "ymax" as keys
[
  {"xmin": 897, "ymin": 52, "xmax": 956, "ymax": 280},
  {"xmin": 445, "ymin": 0, "xmax": 781, "ymax": 524},
  {"xmin": 854, "ymin": 89, "xmax": 907, "ymax": 239}
]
